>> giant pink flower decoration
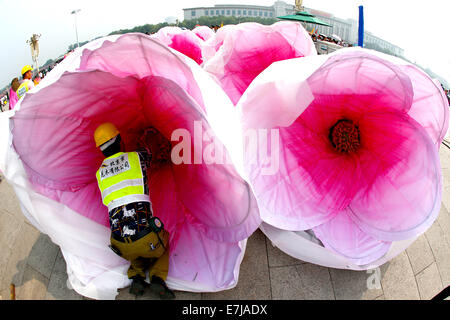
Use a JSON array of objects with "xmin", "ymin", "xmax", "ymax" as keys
[
  {"xmin": 9, "ymin": 33, "xmax": 261, "ymax": 296},
  {"xmin": 238, "ymin": 48, "xmax": 449, "ymax": 265},
  {"xmin": 192, "ymin": 25, "xmax": 215, "ymax": 42},
  {"xmin": 151, "ymin": 26, "xmax": 206, "ymax": 65},
  {"xmin": 203, "ymin": 21, "xmax": 317, "ymax": 105}
]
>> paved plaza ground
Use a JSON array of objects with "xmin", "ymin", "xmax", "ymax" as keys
[{"xmin": 0, "ymin": 146, "xmax": 449, "ymax": 300}]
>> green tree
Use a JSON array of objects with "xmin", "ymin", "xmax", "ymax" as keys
[
  {"xmin": 179, "ymin": 16, "xmax": 277, "ymax": 29},
  {"xmin": 107, "ymin": 16, "xmax": 278, "ymax": 35},
  {"xmin": 43, "ymin": 59, "xmax": 54, "ymax": 67},
  {"xmin": 68, "ymin": 40, "xmax": 90, "ymax": 51}
]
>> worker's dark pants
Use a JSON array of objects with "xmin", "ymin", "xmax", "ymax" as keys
[{"xmin": 110, "ymin": 229, "xmax": 170, "ymax": 280}]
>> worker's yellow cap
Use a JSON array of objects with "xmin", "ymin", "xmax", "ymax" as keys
[
  {"xmin": 94, "ymin": 123, "xmax": 120, "ymax": 148},
  {"xmin": 21, "ymin": 65, "xmax": 32, "ymax": 76}
]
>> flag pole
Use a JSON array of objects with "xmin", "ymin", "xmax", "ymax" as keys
[{"xmin": 358, "ymin": 5, "xmax": 364, "ymax": 47}]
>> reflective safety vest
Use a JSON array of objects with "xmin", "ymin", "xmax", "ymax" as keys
[
  {"xmin": 16, "ymin": 80, "xmax": 33, "ymax": 100},
  {"xmin": 96, "ymin": 151, "xmax": 149, "ymax": 211}
]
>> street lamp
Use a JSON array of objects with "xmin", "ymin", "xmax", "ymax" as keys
[{"xmin": 71, "ymin": 9, "xmax": 81, "ymax": 48}]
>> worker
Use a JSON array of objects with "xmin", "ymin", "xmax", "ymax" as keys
[
  {"xmin": 94, "ymin": 123, "xmax": 175, "ymax": 299},
  {"xmin": 16, "ymin": 65, "xmax": 35, "ymax": 100}
]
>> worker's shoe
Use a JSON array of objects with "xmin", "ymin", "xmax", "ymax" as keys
[
  {"xmin": 129, "ymin": 276, "xmax": 147, "ymax": 296},
  {"xmin": 150, "ymin": 276, "xmax": 175, "ymax": 299}
]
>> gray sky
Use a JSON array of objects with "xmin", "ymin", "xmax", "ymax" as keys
[{"xmin": 1, "ymin": 0, "xmax": 449, "ymax": 88}]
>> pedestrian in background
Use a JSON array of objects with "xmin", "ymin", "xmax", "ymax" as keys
[
  {"xmin": 9, "ymin": 78, "xmax": 20, "ymax": 110},
  {"xmin": 33, "ymin": 75, "xmax": 41, "ymax": 86}
]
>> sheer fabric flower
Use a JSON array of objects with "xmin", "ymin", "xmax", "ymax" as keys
[
  {"xmin": 203, "ymin": 21, "xmax": 317, "ymax": 105},
  {"xmin": 151, "ymin": 26, "xmax": 206, "ymax": 65},
  {"xmin": 238, "ymin": 48, "xmax": 449, "ymax": 265},
  {"xmin": 192, "ymin": 25, "xmax": 215, "ymax": 41},
  {"xmin": 9, "ymin": 33, "xmax": 261, "ymax": 297}
]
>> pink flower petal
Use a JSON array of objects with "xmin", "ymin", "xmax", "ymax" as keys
[
  {"xmin": 399, "ymin": 65, "xmax": 450, "ymax": 146},
  {"xmin": 307, "ymin": 49, "xmax": 414, "ymax": 113},
  {"xmin": 271, "ymin": 21, "xmax": 317, "ymax": 56},
  {"xmin": 349, "ymin": 112, "xmax": 442, "ymax": 241},
  {"xmin": 168, "ymin": 222, "xmax": 244, "ymax": 289},
  {"xmin": 204, "ymin": 22, "xmax": 316, "ymax": 105},
  {"xmin": 243, "ymin": 94, "xmax": 413, "ymax": 230},
  {"xmin": 244, "ymin": 122, "xmax": 340, "ymax": 230},
  {"xmin": 140, "ymin": 76, "xmax": 261, "ymax": 242},
  {"xmin": 192, "ymin": 25, "xmax": 215, "ymax": 41},
  {"xmin": 147, "ymin": 164, "xmax": 186, "ymax": 249},
  {"xmin": 79, "ymin": 33, "xmax": 206, "ymax": 112},
  {"xmin": 12, "ymin": 72, "xmax": 142, "ymax": 228},
  {"xmin": 313, "ymin": 209, "xmax": 391, "ymax": 266},
  {"xmin": 152, "ymin": 27, "xmax": 205, "ymax": 65}
]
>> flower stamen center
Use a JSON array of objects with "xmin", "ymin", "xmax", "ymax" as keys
[
  {"xmin": 142, "ymin": 127, "xmax": 172, "ymax": 165},
  {"xmin": 329, "ymin": 119, "xmax": 360, "ymax": 153}
]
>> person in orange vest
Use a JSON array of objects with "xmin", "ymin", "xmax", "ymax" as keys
[
  {"xmin": 94, "ymin": 123, "xmax": 175, "ymax": 299},
  {"xmin": 16, "ymin": 65, "xmax": 35, "ymax": 100}
]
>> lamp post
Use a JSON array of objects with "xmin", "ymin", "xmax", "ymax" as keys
[{"xmin": 71, "ymin": 9, "xmax": 81, "ymax": 48}]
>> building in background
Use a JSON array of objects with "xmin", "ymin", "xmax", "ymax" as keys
[
  {"xmin": 183, "ymin": 1, "xmax": 404, "ymax": 57},
  {"xmin": 304, "ymin": 7, "xmax": 403, "ymax": 56},
  {"xmin": 303, "ymin": 8, "xmax": 357, "ymax": 44},
  {"xmin": 183, "ymin": 2, "xmax": 282, "ymax": 20},
  {"xmin": 363, "ymin": 31, "xmax": 404, "ymax": 56}
]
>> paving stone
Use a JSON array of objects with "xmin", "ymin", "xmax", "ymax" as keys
[
  {"xmin": 439, "ymin": 147, "xmax": 450, "ymax": 169},
  {"xmin": 0, "ymin": 287, "xmax": 10, "ymax": 300},
  {"xmin": 45, "ymin": 251, "xmax": 82, "ymax": 300},
  {"xmin": 329, "ymin": 268, "xmax": 383, "ymax": 300},
  {"xmin": 442, "ymin": 167, "xmax": 450, "ymax": 183},
  {"xmin": 174, "ymin": 291, "xmax": 202, "ymax": 300},
  {"xmin": 415, "ymin": 262, "xmax": 444, "ymax": 300},
  {"xmin": 266, "ymin": 240, "xmax": 305, "ymax": 268},
  {"xmin": 203, "ymin": 230, "xmax": 271, "ymax": 300},
  {"xmin": 437, "ymin": 204, "xmax": 450, "ymax": 245},
  {"xmin": 134, "ymin": 282, "xmax": 161, "ymax": 300},
  {"xmin": 297, "ymin": 264, "xmax": 335, "ymax": 300},
  {"xmin": 134, "ymin": 288, "xmax": 201, "ymax": 300},
  {"xmin": 425, "ymin": 222, "xmax": 450, "ymax": 287},
  {"xmin": 0, "ymin": 179, "xmax": 24, "ymax": 218},
  {"xmin": 0, "ymin": 209, "xmax": 24, "ymax": 250},
  {"xmin": 27, "ymin": 234, "xmax": 60, "ymax": 279},
  {"xmin": 270, "ymin": 263, "xmax": 335, "ymax": 300},
  {"xmin": 16, "ymin": 265, "xmax": 49, "ymax": 300},
  {"xmin": 1, "ymin": 222, "xmax": 40, "ymax": 291},
  {"xmin": 0, "ymin": 246, "xmax": 12, "ymax": 292},
  {"xmin": 441, "ymin": 184, "xmax": 450, "ymax": 214},
  {"xmin": 374, "ymin": 294, "xmax": 385, "ymax": 300},
  {"xmin": 269, "ymin": 266, "xmax": 301, "ymax": 299},
  {"xmin": 379, "ymin": 251, "xmax": 420, "ymax": 300},
  {"xmin": 406, "ymin": 234, "xmax": 435, "ymax": 275},
  {"xmin": 116, "ymin": 286, "xmax": 138, "ymax": 300}
]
